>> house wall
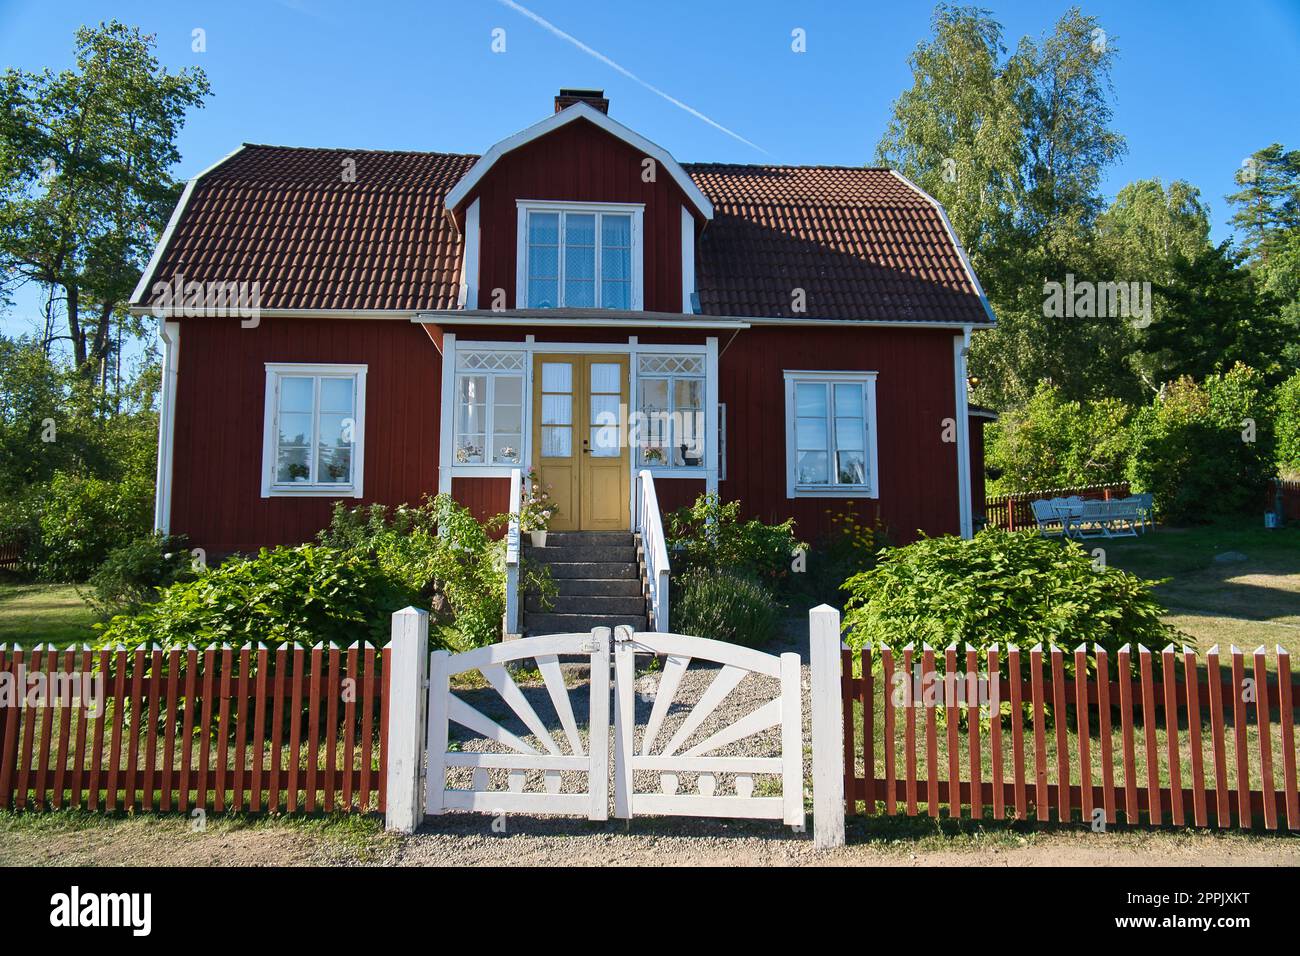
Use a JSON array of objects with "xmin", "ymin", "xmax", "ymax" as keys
[
  {"xmin": 167, "ymin": 318, "xmax": 966, "ymax": 555},
  {"xmin": 466, "ymin": 117, "xmax": 692, "ymax": 312},
  {"xmin": 168, "ymin": 316, "xmax": 440, "ymax": 554},
  {"xmin": 716, "ymin": 325, "xmax": 961, "ymax": 545}
]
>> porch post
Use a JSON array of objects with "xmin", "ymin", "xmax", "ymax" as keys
[
  {"xmin": 705, "ymin": 335, "xmax": 719, "ymax": 497},
  {"xmin": 437, "ymin": 333, "xmax": 456, "ymax": 494}
]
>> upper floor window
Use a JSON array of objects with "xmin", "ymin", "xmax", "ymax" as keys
[
  {"xmin": 262, "ymin": 363, "xmax": 367, "ymax": 498},
  {"xmin": 517, "ymin": 201, "xmax": 643, "ymax": 310}
]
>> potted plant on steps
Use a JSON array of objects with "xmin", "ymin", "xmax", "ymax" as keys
[{"xmin": 520, "ymin": 467, "xmax": 556, "ymax": 547}]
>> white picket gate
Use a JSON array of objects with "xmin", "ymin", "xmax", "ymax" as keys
[{"xmin": 415, "ymin": 622, "xmax": 804, "ymax": 829}]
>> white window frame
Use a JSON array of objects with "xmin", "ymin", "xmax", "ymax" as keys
[
  {"xmin": 261, "ymin": 363, "xmax": 367, "ymax": 498},
  {"xmin": 452, "ymin": 354, "xmax": 527, "ymax": 470},
  {"xmin": 783, "ymin": 370, "xmax": 879, "ymax": 499},
  {"xmin": 634, "ymin": 353, "xmax": 707, "ymax": 473},
  {"xmin": 516, "ymin": 200, "xmax": 644, "ymax": 310}
]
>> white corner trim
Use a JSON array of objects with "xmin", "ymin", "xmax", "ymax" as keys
[
  {"xmin": 457, "ymin": 198, "xmax": 481, "ymax": 309},
  {"xmin": 681, "ymin": 205, "xmax": 696, "ymax": 314},
  {"xmin": 953, "ymin": 330, "xmax": 973, "ymax": 539},
  {"xmin": 444, "ymin": 101, "xmax": 714, "ymax": 219},
  {"xmin": 888, "ymin": 170, "xmax": 997, "ymax": 326},
  {"xmin": 260, "ymin": 363, "xmax": 368, "ymax": 499},
  {"xmin": 153, "ymin": 321, "xmax": 181, "ymax": 533},
  {"xmin": 438, "ymin": 333, "xmax": 457, "ymax": 494},
  {"xmin": 515, "ymin": 201, "xmax": 644, "ymax": 310},
  {"xmin": 130, "ymin": 144, "xmax": 249, "ymax": 306},
  {"xmin": 782, "ymin": 370, "xmax": 880, "ymax": 500}
]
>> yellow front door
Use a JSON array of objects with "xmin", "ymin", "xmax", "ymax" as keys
[{"xmin": 532, "ymin": 354, "xmax": 629, "ymax": 531}]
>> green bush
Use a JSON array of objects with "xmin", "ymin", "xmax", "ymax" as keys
[
  {"xmin": 0, "ymin": 471, "xmax": 153, "ymax": 581},
  {"xmin": 1275, "ymin": 370, "xmax": 1300, "ymax": 478},
  {"xmin": 670, "ymin": 570, "xmax": 781, "ymax": 647},
  {"xmin": 86, "ymin": 532, "xmax": 195, "ymax": 619},
  {"xmin": 985, "ymin": 382, "xmax": 1133, "ymax": 494},
  {"xmin": 1127, "ymin": 364, "xmax": 1275, "ymax": 522},
  {"xmin": 94, "ymin": 544, "xmax": 415, "ymax": 650},
  {"xmin": 666, "ymin": 494, "xmax": 803, "ymax": 588},
  {"xmin": 320, "ymin": 493, "xmax": 549, "ymax": 649},
  {"xmin": 840, "ymin": 529, "xmax": 1176, "ymax": 662}
]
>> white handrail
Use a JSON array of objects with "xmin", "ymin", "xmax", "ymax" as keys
[
  {"xmin": 503, "ymin": 467, "xmax": 522, "ymax": 638},
  {"xmin": 635, "ymin": 469, "xmax": 671, "ymax": 632}
]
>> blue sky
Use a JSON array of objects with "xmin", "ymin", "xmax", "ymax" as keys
[{"xmin": 2, "ymin": 0, "xmax": 1298, "ymax": 340}]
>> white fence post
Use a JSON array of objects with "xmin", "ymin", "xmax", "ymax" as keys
[
  {"xmin": 809, "ymin": 604, "xmax": 845, "ymax": 849},
  {"xmin": 385, "ymin": 606, "xmax": 429, "ymax": 833}
]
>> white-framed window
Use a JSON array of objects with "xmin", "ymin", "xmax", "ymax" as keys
[
  {"xmin": 454, "ymin": 350, "xmax": 526, "ymax": 466},
  {"xmin": 783, "ymin": 370, "xmax": 879, "ymax": 498},
  {"xmin": 635, "ymin": 353, "xmax": 705, "ymax": 469},
  {"xmin": 517, "ymin": 201, "xmax": 643, "ymax": 310},
  {"xmin": 262, "ymin": 363, "xmax": 367, "ymax": 498}
]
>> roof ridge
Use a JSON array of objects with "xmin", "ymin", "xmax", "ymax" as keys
[{"xmin": 238, "ymin": 142, "xmax": 481, "ymax": 160}]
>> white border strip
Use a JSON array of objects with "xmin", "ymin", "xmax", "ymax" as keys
[{"xmin": 153, "ymin": 321, "xmax": 181, "ymax": 533}]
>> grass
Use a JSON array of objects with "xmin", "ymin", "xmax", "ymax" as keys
[
  {"xmin": 0, "ymin": 581, "xmax": 96, "ymax": 645},
  {"xmin": 1101, "ymin": 517, "xmax": 1300, "ymax": 657}
]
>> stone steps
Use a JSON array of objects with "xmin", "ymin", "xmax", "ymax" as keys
[{"xmin": 522, "ymin": 531, "xmax": 648, "ymax": 636}]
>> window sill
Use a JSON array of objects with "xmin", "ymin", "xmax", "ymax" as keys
[
  {"xmin": 641, "ymin": 466, "xmax": 708, "ymax": 478},
  {"xmin": 263, "ymin": 485, "xmax": 361, "ymax": 499},
  {"xmin": 789, "ymin": 485, "xmax": 878, "ymax": 499},
  {"xmin": 449, "ymin": 464, "xmax": 522, "ymax": 478}
]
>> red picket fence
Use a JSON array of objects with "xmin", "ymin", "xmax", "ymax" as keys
[
  {"xmin": 842, "ymin": 643, "xmax": 1300, "ymax": 829},
  {"xmin": 0, "ymin": 540, "xmax": 22, "ymax": 570},
  {"xmin": 0, "ymin": 643, "xmax": 390, "ymax": 814},
  {"xmin": 984, "ymin": 482, "xmax": 1131, "ymax": 531}
]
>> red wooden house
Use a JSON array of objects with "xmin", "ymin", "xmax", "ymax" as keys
[{"xmin": 130, "ymin": 90, "xmax": 993, "ymax": 631}]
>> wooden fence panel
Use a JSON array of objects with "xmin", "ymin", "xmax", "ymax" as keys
[
  {"xmin": 842, "ymin": 641, "xmax": 1300, "ymax": 832},
  {"xmin": 0, "ymin": 642, "xmax": 389, "ymax": 815}
]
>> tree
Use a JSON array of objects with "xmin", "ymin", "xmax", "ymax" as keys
[
  {"xmin": 1226, "ymin": 143, "xmax": 1300, "ymax": 265},
  {"xmin": 1142, "ymin": 241, "xmax": 1286, "ymax": 384},
  {"xmin": 0, "ymin": 21, "xmax": 209, "ymax": 381},
  {"xmin": 877, "ymin": 5, "xmax": 1130, "ymax": 406}
]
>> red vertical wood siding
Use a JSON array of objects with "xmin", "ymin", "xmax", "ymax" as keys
[
  {"xmin": 468, "ymin": 118, "xmax": 691, "ymax": 313},
  {"xmin": 717, "ymin": 326, "xmax": 960, "ymax": 544},
  {"xmin": 169, "ymin": 317, "xmax": 440, "ymax": 554}
]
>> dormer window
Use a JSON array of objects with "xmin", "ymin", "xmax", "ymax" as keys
[{"xmin": 517, "ymin": 201, "xmax": 643, "ymax": 310}]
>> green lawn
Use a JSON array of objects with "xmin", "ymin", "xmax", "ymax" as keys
[
  {"xmin": 1100, "ymin": 518, "xmax": 1300, "ymax": 655},
  {"xmin": 0, "ymin": 581, "xmax": 96, "ymax": 645}
]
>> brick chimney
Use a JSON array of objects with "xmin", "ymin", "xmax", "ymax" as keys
[{"xmin": 554, "ymin": 88, "xmax": 609, "ymax": 114}]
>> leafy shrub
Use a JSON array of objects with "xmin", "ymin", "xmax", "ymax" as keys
[
  {"xmin": 1127, "ymin": 364, "xmax": 1275, "ymax": 522},
  {"xmin": 0, "ymin": 471, "xmax": 153, "ymax": 581},
  {"xmin": 1275, "ymin": 369, "xmax": 1300, "ymax": 478},
  {"xmin": 320, "ymin": 493, "xmax": 547, "ymax": 649},
  {"xmin": 985, "ymin": 382, "xmax": 1133, "ymax": 494},
  {"xmin": 666, "ymin": 494, "xmax": 803, "ymax": 587},
  {"xmin": 86, "ymin": 532, "xmax": 195, "ymax": 619},
  {"xmin": 790, "ymin": 506, "xmax": 890, "ymax": 606},
  {"xmin": 95, "ymin": 544, "xmax": 414, "ymax": 650},
  {"xmin": 840, "ymin": 529, "xmax": 1176, "ymax": 662},
  {"xmin": 670, "ymin": 570, "xmax": 781, "ymax": 647}
]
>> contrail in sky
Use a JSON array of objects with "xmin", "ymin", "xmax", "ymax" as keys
[{"xmin": 495, "ymin": 0, "xmax": 767, "ymax": 154}]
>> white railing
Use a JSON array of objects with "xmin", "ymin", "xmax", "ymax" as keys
[
  {"xmin": 503, "ymin": 467, "xmax": 522, "ymax": 638},
  {"xmin": 634, "ymin": 469, "xmax": 671, "ymax": 632}
]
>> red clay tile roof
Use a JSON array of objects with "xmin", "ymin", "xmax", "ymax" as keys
[
  {"xmin": 685, "ymin": 164, "xmax": 990, "ymax": 324},
  {"xmin": 137, "ymin": 145, "xmax": 991, "ymax": 324},
  {"xmin": 141, "ymin": 145, "xmax": 478, "ymax": 311}
]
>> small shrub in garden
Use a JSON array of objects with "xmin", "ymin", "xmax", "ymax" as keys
[
  {"xmin": 86, "ymin": 532, "xmax": 195, "ymax": 619},
  {"xmin": 790, "ymin": 506, "xmax": 890, "ymax": 606},
  {"xmin": 94, "ymin": 544, "xmax": 414, "ymax": 650},
  {"xmin": 670, "ymin": 570, "xmax": 781, "ymax": 648},
  {"xmin": 840, "ymin": 529, "xmax": 1176, "ymax": 666},
  {"xmin": 666, "ymin": 493, "xmax": 803, "ymax": 588}
]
